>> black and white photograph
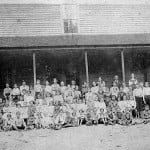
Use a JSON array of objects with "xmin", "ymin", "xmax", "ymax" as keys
[{"xmin": 0, "ymin": 0, "xmax": 150, "ymax": 150}]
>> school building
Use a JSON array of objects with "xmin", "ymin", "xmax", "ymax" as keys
[{"xmin": 0, "ymin": 0, "xmax": 150, "ymax": 90}]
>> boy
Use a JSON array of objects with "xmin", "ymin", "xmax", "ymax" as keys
[
  {"xmin": 15, "ymin": 111, "xmax": 27, "ymax": 130},
  {"xmin": 51, "ymin": 78, "xmax": 60, "ymax": 96}
]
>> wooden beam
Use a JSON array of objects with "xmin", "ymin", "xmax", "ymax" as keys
[
  {"xmin": 121, "ymin": 50, "xmax": 125, "ymax": 83},
  {"xmin": 85, "ymin": 50, "xmax": 89, "ymax": 88}
]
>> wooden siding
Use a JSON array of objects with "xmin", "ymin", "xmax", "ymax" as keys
[
  {"xmin": 79, "ymin": 5, "xmax": 150, "ymax": 34},
  {"xmin": 0, "ymin": 4, "xmax": 62, "ymax": 37}
]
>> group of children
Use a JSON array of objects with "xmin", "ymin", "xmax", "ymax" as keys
[{"xmin": 0, "ymin": 73, "xmax": 150, "ymax": 131}]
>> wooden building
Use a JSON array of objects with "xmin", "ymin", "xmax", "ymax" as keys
[{"xmin": 0, "ymin": 0, "xmax": 150, "ymax": 90}]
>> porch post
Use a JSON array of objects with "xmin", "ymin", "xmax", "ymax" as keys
[
  {"xmin": 33, "ymin": 52, "xmax": 36, "ymax": 88},
  {"xmin": 121, "ymin": 50, "xmax": 125, "ymax": 83},
  {"xmin": 85, "ymin": 50, "xmax": 89, "ymax": 88}
]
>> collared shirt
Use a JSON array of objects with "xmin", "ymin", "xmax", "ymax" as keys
[
  {"xmin": 4, "ymin": 88, "xmax": 12, "ymax": 95},
  {"xmin": 20, "ymin": 85, "xmax": 29, "ymax": 94},
  {"xmin": 133, "ymin": 88, "xmax": 144, "ymax": 97},
  {"xmin": 11, "ymin": 88, "xmax": 20, "ymax": 96}
]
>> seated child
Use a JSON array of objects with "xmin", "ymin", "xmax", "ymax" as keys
[
  {"xmin": 141, "ymin": 105, "xmax": 150, "ymax": 124},
  {"xmin": 120, "ymin": 109, "xmax": 133, "ymax": 126},
  {"xmin": 118, "ymin": 87, "xmax": 126, "ymax": 101},
  {"xmin": 24, "ymin": 91, "xmax": 34, "ymax": 105},
  {"xmin": 86, "ymin": 108, "xmax": 94, "ymax": 126},
  {"xmin": 36, "ymin": 94, "xmax": 43, "ymax": 106},
  {"xmin": 35, "ymin": 112, "xmax": 42, "ymax": 129},
  {"xmin": 27, "ymin": 101, "xmax": 36, "ymax": 129},
  {"xmin": 53, "ymin": 109, "xmax": 65, "ymax": 130},
  {"xmin": 44, "ymin": 93, "xmax": 53, "ymax": 106},
  {"xmin": 53, "ymin": 90, "xmax": 64, "ymax": 105},
  {"xmin": 4, "ymin": 113, "xmax": 17, "ymax": 131},
  {"xmin": 65, "ymin": 91, "xmax": 74, "ymax": 104},
  {"xmin": 14, "ymin": 111, "xmax": 27, "ymax": 130},
  {"xmin": 78, "ymin": 109, "xmax": 86, "ymax": 125},
  {"xmin": 99, "ymin": 108, "xmax": 108, "ymax": 124}
]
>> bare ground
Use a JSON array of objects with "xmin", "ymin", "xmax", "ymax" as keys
[{"xmin": 0, "ymin": 124, "xmax": 150, "ymax": 150}]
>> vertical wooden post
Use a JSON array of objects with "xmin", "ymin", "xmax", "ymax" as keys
[
  {"xmin": 85, "ymin": 50, "xmax": 89, "ymax": 88},
  {"xmin": 121, "ymin": 50, "xmax": 125, "ymax": 83},
  {"xmin": 33, "ymin": 52, "xmax": 36, "ymax": 88}
]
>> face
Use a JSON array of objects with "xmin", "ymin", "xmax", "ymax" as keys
[
  {"xmin": 140, "ymin": 82, "xmax": 144, "ymax": 87},
  {"xmin": 6, "ymin": 83, "xmax": 9, "ymax": 88},
  {"xmin": 114, "ymin": 75, "xmax": 118, "ymax": 80},
  {"xmin": 53, "ymin": 78, "xmax": 57, "ymax": 84},
  {"xmin": 37, "ymin": 80, "xmax": 40, "ymax": 84},
  {"xmin": 60, "ymin": 81, "xmax": 64, "ymax": 86},
  {"xmin": 22, "ymin": 81, "xmax": 26, "ymax": 86},
  {"xmin": 131, "ymin": 73, "xmax": 135, "ymax": 78},
  {"xmin": 14, "ymin": 84, "xmax": 17, "ymax": 88},
  {"xmin": 71, "ymin": 80, "xmax": 75, "ymax": 85},
  {"xmin": 92, "ymin": 81, "xmax": 96, "ymax": 87},
  {"xmin": 46, "ymin": 81, "xmax": 49, "ymax": 86},
  {"xmin": 75, "ymin": 85, "xmax": 79, "ymax": 90},
  {"xmin": 145, "ymin": 82, "xmax": 149, "ymax": 87},
  {"xmin": 145, "ymin": 105, "xmax": 149, "ymax": 111}
]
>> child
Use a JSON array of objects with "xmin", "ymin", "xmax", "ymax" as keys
[
  {"xmin": 44, "ymin": 80, "xmax": 52, "ymax": 98},
  {"xmin": 0, "ymin": 111, "xmax": 4, "ymax": 131},
  {"xmin": 51, "ymin": 78, "xmax": 60, "ymax": 96},
  {"xmin": 44, "ymin": 93, "xmax": 53, "ymax": 106},
  {"xmin": 78, "ymin": 109, "xmax": 86, "ymax": 125},
  {"xmin": 142, "ymin": 105, "xmax": 150, "ymax": 124},
  {"xmin": 4, "ymin": 113, "xmax": 17, "ymax": 131},
  {"xmin": 65, "ymin": 90, "xmax": 74, "ymax": 104},
  {"xmin": 35, "ymin": 79, "xmax": 43, "ymax": 99},
  {"xmin": 11, "ymin": 84, "xmax": 20, "ymax": 103},
  {"xmin": 53, "ymin": 90, "xmax": 64, "ymax": 105},
  {"xmin": 3, "ymin": 83, "xmax": 12, "ymax": 102},
  {"xmin": 118, "ymin": 87, "xmax": 126, "ymax": 101},
  {"xmin": 15, "ymin": 111, "xmax": 27, "ymax": 130},
  {"xmin": 20, "ymin": 81, "xmax": 29, "ymax": 96},
  {"xmin": 34, "ymin": 112, "xmax": 42, "ymax": 129},
  {"xmin": 120, "ymin": 109, "xmax": 133, "ymax": 126},
  {"xmin": 27, "ymin": 101, "xmax": 36, "ymax": 129},
  {"xmin": 36, "ymin": 94, "xmax": 43, "ymax": 106},
  {"xmin": 74, "ymin": 86, "xmax": 81, "ymax": 103},
  {"xmin": 99, "ymin": 108, "xmax": 107, "ymax": 124},
  {"xmin": 24, "ymin": 91, "xmax": 34, "ymax": 105},
  {"xmin": 110, "ymin": 82, "xmax": 119, "ymax": 98}
]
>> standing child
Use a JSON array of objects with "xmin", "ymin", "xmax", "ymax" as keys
[
  {"xmin": 11, "ymin": 84, "xmax": 20, "ymax": 103},
  {"xmin": 35, "ymin": 80, "xmax": 43, "ymax": 99}
]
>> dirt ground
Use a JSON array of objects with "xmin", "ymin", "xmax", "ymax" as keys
[{"xmin": 0, "ymin": 124, "xmax": 150, "ymax": 150}]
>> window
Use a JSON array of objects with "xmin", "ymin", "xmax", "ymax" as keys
[{"xmin": 62, "ymin": 4, "xmax": 78, "ymax": 33}]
